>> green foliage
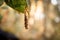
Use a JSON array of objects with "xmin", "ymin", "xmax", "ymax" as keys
[
  {"xmin": 0, "ymin": 15, "xmax": 3, "ymax": 21},
  {"xmin": 5, "ymin": 0, "xmax": 27, "ymax": 12},
  {"xmin": 0, "ymin": 0, "xmax": 4, "ymax": 6}
]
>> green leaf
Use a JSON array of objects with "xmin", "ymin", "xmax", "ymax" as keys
[{"xmin": 4, "ymin": 0, "xmax": 27, "ymax": 13}]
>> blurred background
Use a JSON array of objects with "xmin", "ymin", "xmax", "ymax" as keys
[{"xmin": 0, "ymin": 0, "xmax": 60, "ymax": 40}]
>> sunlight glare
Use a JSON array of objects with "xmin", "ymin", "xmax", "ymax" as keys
[
  {"xmin": 51, "ymin": 0, "xmax": 57, "ymax": 5},
  {"xmin": 34, "ymin": 6, "xmax": 45, "ymax": 20}
]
